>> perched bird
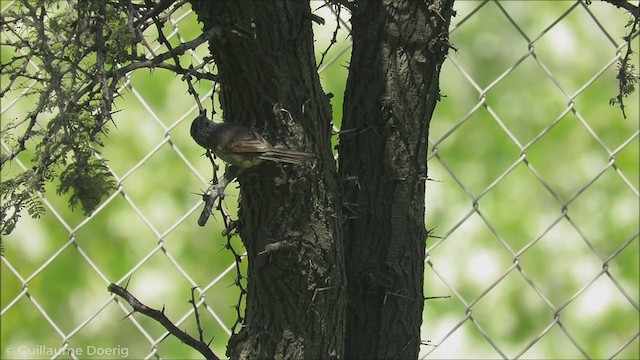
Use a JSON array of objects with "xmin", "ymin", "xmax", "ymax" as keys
[{"xmin": 190, "ymin": 112, "xmax": 313, "ymax": 169}]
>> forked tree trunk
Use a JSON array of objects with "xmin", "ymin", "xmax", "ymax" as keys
[
  {"xmin": 339, "ymin": 1, "xmax": 455, "ymax": 358},
  {"xmin": 190, "ymin": 0, "xmax": 455, "ymax": 358},
  {"xmin": 190, "ymin": 1, "xmax": 345, "ymax": 359}
]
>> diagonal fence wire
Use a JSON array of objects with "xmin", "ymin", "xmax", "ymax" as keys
[{"xmin": 423, "ymin": 1, "xmax": 638, "ymax": 359}]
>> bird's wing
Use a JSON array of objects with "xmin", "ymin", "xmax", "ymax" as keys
[{"xmin": 224, "ymin": 126, "xmax": 273, "ymax": 154}]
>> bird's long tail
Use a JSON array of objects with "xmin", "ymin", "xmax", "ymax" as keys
[{"xmin": 259, "ymin": 148, "xmax": 314, "ymax": 165}]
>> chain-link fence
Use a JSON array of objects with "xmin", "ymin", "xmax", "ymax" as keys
[{"xmin": 1, "ymin": 1, "xmax": 638, "ymax": 359}]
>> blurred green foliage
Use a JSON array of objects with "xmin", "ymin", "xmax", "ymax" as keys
[{"xmin": 424, "ymin": 1, "xmax": 638, "ymax": 359}]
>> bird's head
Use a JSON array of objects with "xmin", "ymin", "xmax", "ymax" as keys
[{"xmin": 190, "ymin": 111, "xmax": 214, "ymax": 148}]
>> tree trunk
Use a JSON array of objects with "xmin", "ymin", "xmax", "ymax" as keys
[
  {"xmin": 189, "ymin": 1, "xmax": 345, "ymax": 359},
  {"xmin": 338, "ymin": 1, "xmax": 455, "ymax": 358}
]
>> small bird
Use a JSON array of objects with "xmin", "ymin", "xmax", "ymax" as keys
[{"xmin": 190, "ymin": 112, "xmax": 313, "ymax": 169}]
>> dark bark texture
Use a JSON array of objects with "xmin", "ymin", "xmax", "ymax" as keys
[
  {"xmin": 190, "ymin": 0, "xmax": 455, "ymax": 358},
  {"xmin": 189, "ymin": 1, "xmax": 345, "ymax": 359},
  {"xmin": 339, "ymin": 1, "xmax": 455, "ymax": 359}
]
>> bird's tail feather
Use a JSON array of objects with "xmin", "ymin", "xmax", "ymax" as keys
[{"xmin": 259, "ymin": 148, "xmax": 313, "ymax": 164}]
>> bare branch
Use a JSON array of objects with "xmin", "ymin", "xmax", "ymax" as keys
[
  {"xmin": 189, "ymin": 287, "xmax": 208, "ymax": 345},
  {"xmin": 316, "ymin": 1, "xmax": 342, "ymax": 71},
  {"xmin": 107, "ymin": 283, "xmax": 220, "ymax": 360},
  {"xmin": 133, "ymin": 0, "xmax": 177, "ymax": 28},
  {"xmin": 329, "ymin": 0, "xmax": 356, "ymax": 12},
  {"xmin": 198, "ymin": 165, "xmax": 239, "ymax": 227},
  {"xmin": 106, "ymin": 26, "xmax": 220, "ymax": 83},
  {"xmin": 601, "ymin": 0, "xmax": 639, "ymax": 18},
  {"xmin": 195, "ymin": 151, "xmax": 247, "ymax": 335},
  {"xmin": 599, "ymin": 0, "xmax": 640, "ymax": 118}
]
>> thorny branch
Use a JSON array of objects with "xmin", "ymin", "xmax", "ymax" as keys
[
  {"xmin": 610, "ymin": 15, "xmax": 640, "ymax": 118},
  {"xmin": 189, "ymin": 287, "xmax": 210, "ymax": 345},
  {"xmin": 594, "ymin": 0, "xmax": 640, "ymax": 118},
  {"xmin": 107, "ymin": 283, "xmax": 220, "ymax": 360},
  {"xmin": 329, "ymin": 0, "xmax": 356, "ymax": 12},
  {"xmin": 107, "ymin": 26, "xmax": 221, "ymax": 84},
  {"xmin": 601, "ymin": 0, "xmax": 640, "ymax": 18},
  {"xmin": 316, "ymin": 1, "xmax": 343, "ymax": 71},
  {"xmin": 0, "ymin": 0, "xmax": 219, "ymax": 235},
  {"xmin": 198, "ymin": 162, "xmax": 239, "ymax": 227},
  {"xmin": 186, "ymin": 104, "xmax": 246, "ymax": 333},
  {"xmin": 219, "ymin": 197, "xmax": 247, "ymax": 335},
  {"xmin": 196, "ymin": 150, "xmax": 247, "ymax": 334}
]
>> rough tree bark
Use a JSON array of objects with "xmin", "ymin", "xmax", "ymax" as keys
[
  {"xmin": 339, "ymin": 1, "xmax": 455, "ymax": 359},
  {"xmin": 189, "ymin": 1, "xmax": 345, "ymax": 359},
  {"xmin": 190, "ymin": 0, "xmax": 455, "ymax": 358}
]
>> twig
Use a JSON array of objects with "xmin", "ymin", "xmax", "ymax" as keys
[
  {"xmin": 316, "ymin": 1, "xmax": 342, "ymax": 71},
  {"xmin": 189, "ymin": 287, "xmax": 211, "ymax": 345},
  {"xmin": 95, "ymin": 0, "xmax": 112, "ymax": 130},
  {"xmin": 150, "ymin": 8, "xmax": 206, "ymax": 113},
  {"xmin": 601, "ymin": 0, "xmax": 640, "ymax": 118},
  {"xmin": 424, "ymin": 295, "xmax": 451, "ymax": 301},
  {"xmin": 219, "ymin": 205, "xmax": 247, "ymax": 335},
  {"xmin": 329, "ymin": 0, "xmax": 356, "ymax": 12},
  {"xmin": 259, "ymin": 240, "xmax": 295, "ymax": 255},
  {"xmin": 222, "ymin": 219, "xmax": 240, "ymax": 237},
  {"xmin": 208, "ymin": 160, "xmax": 247, "ymax": 334},
  {"xmin": 107, "ymin": 26, "xmax": 220, "ymax": 83},
  {"xmin": 107, "ymin": 283, "xmax": 220, "ymax": 360},
  {"xmin": 198, "ymin": 165, "xmax": 239, "ymax": 227},
  {"xmin": 133, "ymin": 0, "xmax": 176, "ymax": 28},
  {"xmin": 601, "ymin": 0, "xmax": 639, "ymax": 18},
  {"xmin": 115, "ymin": 61, "xmax": 219, "ymax": 82}
]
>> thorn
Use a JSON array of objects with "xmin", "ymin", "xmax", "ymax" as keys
[
  {"xmin": 124, "ymin": 276, "xmax": 132, "ymax": 290},
  {"xmin": 420, "ymin": 339, "xmax": 434, "ymax": 347},
  {"xmin": 424, "ymin": 295, "xmax": 451, "ymax": 301},
  {"xmin": 424, "ymin": 176, "xmax": 442, "ymax": 182},
  {"xmin": 121, "ymin": 310, "xmax": 135, "ymax": 321}
]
